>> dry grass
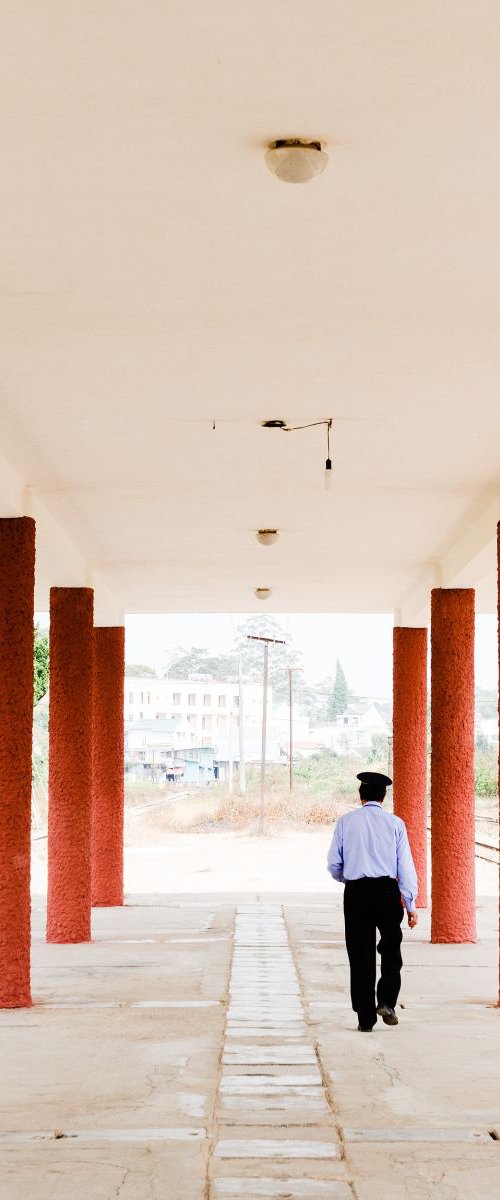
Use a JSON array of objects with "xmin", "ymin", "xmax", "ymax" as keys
[
  {"xmin": 123, "ymin": 766, "xmax": 352, "ymax": 844},
  {"xmin": 209, "ymin": 788, "xmax": 345, "ymax": 828}
]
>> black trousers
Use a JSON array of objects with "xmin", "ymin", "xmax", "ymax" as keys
[{"xmin": 343, "ymin": 877, "xmax": 404, "ymax": 1027}]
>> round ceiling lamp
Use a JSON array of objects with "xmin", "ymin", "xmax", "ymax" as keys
[
  {"xmin": 254, "ymin": 587, "xmax": 272, "ymax": 601},
  {"xmin": 265, "ymin": 139, "xmax": 328, "ymax": 184},
  {"xmin": 256, "ymin": 529, "xmax": 279, "ymax": 546}
]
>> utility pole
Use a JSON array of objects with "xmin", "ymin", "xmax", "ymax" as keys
[
  {"xmin": 387, "ymin": 733, "xmax": 393, "ymax": 781},
  {"xmin": 238, "ymin": 656, "xmax": 246, "ymax": 795},
  {"xmin": 288, "ymin": 667, "xmax": 298, "ymax": 792},
  {"xmin": 247, "ymin": 635, "xmax": 286, "ymax": 835},
  {"xmin": 228, "ymin": 708, "xmax": 234, "ymax": 793}
]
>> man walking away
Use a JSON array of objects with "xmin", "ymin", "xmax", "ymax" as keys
[{"xmin": 327, "ymin": 771, "xmax": 418, "ymax": 1032}]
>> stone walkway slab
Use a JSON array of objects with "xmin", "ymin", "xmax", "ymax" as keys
[
  {"xmin": 210, "ymin": 904, "xmax": 343, "ymax": 1195},
  {"xmin": 213, "ymin": 1182, "xmax": 351, "ymax": 1199},
  {"xmin": 214, "ymin": 1139, "xmax": 340, "ymax": 1160}
]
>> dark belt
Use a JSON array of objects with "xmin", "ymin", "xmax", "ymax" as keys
[{"xmin": 345, "ymin": 876, "xmax": 395, "ymax": 885}]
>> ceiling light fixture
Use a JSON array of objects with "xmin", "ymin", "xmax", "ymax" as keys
[
  {"xmin": 254, "ymin": 587, "xmax": 272, "ymax": 601},
  {"xmin": 265, "ymin": 139, "xmax": 329, "ymax": 184},
  {"xmin": 261, "ymin": 417, "xmax": 334, "ymax": 490},
  {"xmin": 256, "ymin": 529, "xmax": 280, "ymax": 546}
]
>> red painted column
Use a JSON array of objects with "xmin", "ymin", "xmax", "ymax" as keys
[
  {"xmin": 393, "ymin": 627, "xmax": 428, "ymax": 908},
  {"xmin": 47, "ymin": 587, "xmax": 94, "ymax": 943},
  {"xmin": 497, "ymin": 524, "xmax": 500, "ymax": 1005},
  {"xmin": 92, "ymin": 626, "xmax": 125, "ymax": 906},
  {"xmin": 0, "ymin": 518, "xmax": 35, "ymax": 1007},
  {"xmin": 431, "ymin": 588, "xmax": 475, "ymax": 943}
]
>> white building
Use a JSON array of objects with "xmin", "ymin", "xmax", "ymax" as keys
[
  {"xmin": 125, "ymin": 718, "xmax": 216, "ymax": 785},
  {"xmin": 125, "ymin": 675, "xmax": 282, "ymax": 765},
  {"xmin": 311, "ymin": 703, "xmax": 390, "ymax": 755},
  {"xmin": 476, "ymin": 716, "xmax": 499, "ymax": 748},
  {"xmin": 126, "ymin": 676, "xmax": 260, "ymax": 740},
  {"xmin": 126, "ymin": 716, "xmax": 195, "ymax": 760}
]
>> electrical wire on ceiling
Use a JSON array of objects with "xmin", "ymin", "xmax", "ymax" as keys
[{"xmin": 260, "ymin": 418, "xmax": 333, "ymax": 490}]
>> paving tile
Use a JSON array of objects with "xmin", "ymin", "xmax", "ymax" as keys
[
  {"xmin": 223, "ymin": 1054, "xmax": 317, "ymax": 1068},
  {"xmin": 224, "ymin": 1043, "xmax": 315, "ymax": 1057},
  {"xmin": 230, "ymin": 980, "xmax": 298, "ymax": 986},
  {"xmin": 211, "ymin": 901, "xmax": 339, "ymax": 1190},
  {"xmin": 0, "ymin": 1127, "xmax": 206, "ymax": 1145},
  {"xmin": 214, "ymin": 1139, "xmax": 340, "ymax": 1159},
  {"xmin": 218, "ymin": 1094, "xmax": 328, "ymax": 1114},
  {"xmin": 226, "ymin": 1020, "xmax": 307, "ymax": 1027},
  {"xmin": 226, "ymin": 1018, "xmax": 307, "ymax": 1025},
  {"xmin": 231, "ymin": 964, "xmax": 295, "ymax": 970},
  {"xmin": 344, "ymin": 1127, "xmax": 490, "ymax": 1143},
  {"xmin": 220, "ymin": 1087, "xmax": 326, "ymax": 1101},
  {"xmin": 226, "ymin": 1009, "xmax": 303, "ymax": 1015},
  {"xmin": 230, "ymin": 989, "xmax": 301, "ymax": 996},
  {"xmin": 225, "ymin": 1029, "xmax": 307, "ymax": 1039},
  {"xmin": 212, "ymin": 1180, "xmax": 351, "ymax": 1199},
  {"xmin": 227, "ymin": 1014, "xmax": 304, "ymax": 1022},
  {"xmin": 220, "ymin": 1075, "xmax": 322, "ymax": 1089}
]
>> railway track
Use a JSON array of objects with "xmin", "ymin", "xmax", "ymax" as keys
[
  {"xmin": 32, "ymin": 804, "xmax": 500, "ymax": 864},
  {"xmin": 425, "ymin": 823, "xmax": 499, "ymax": 866},
  {"xmin": 32, "ymin": 790, "xmax": 196, "ymax": 841},
  {"xmin": 474, "ymin": 839, "xmax": 499, "ymax": 866}
]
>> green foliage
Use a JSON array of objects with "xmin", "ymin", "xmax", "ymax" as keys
[
  {"xmin": 300, "ymin": 678, "xmax": 332, "ymax": 725},
  {"xmin": 34, "ymin": 624, "xmax": 49, "ymax": 705},
  {"xmin": 166, "ymin": 646, "xmax": 236, "ymax": 680},
  {"xmin": 327, "ymin": 658, "xmax": 349, "ymax": 719},
  {"xmin": 474, "ymin": 752, "xmax": 497, "ymax": 797},
  {"xmin": 367, "ymin": 732, "xmax": 389, "ymax": 766},
  {"xmin": 234, "ymin": 616, "xmax": 302, "ymax": 704},
  {"xmin": 125, "ymin": 663, "xmax": 158, "ymax": 677},
  {"xmin": 293, "ymin": 749, "xmax": 359, "ymax": 797},
  {"xmin": 166, "ymin": 618, "xmax": 302, "ymax": 704}
]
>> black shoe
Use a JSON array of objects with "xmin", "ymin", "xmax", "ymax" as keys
[
  {"xmin": 357, "ymin": 1022, "xmax": 374, "ymax": 1032},
  {"xmin": 377, "ymin": 1004, "xmax": 398, "ymax": 1025}
]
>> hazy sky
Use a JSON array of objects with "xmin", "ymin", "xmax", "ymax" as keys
[{"xmin": 122, "ymin": 612, "xmax": 499, "ymax": 699}]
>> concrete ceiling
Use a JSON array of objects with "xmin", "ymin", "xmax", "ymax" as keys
[{"xmin": 1, "ymin": 3, "xmax": 500, "ymax": 621}]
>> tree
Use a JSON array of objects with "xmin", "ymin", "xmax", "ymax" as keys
[
  {"xmin": 327, "ymin": 658, "xmax": 349, "ymax": 719},
  {"xmin": 234, "ymin": 616, "xmax": 302, "ymax": 704},
  {"xmin": 165, "ymin": 618, "xmax": 303, "ymax": 702},
  {"xmin": 125, "ymin": 663, "xmax": 158, "ymax": 677},
  {"xmin": 166, "ymin": 646, "xmax": 237, "ymax": 680},
  {"xmin": 368, "ymin": 732, "xmax": 389, "ymax": 767},
  {"xmin": 300, "ymin": 680, "xmax": 331, "ymax": 726},
  {"xmin": 34, "ymin": 624, "xmax": 49, "ymax": 704}
]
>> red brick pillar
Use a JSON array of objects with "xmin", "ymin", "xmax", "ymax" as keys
[
  {"xmin": 393, "ymin": 627, "xmax": 428, "ymax": 908},
  {"xmin": 47, "ymin": 587, "xmax": 94, "ymax": 943},
  {"xmin": 431, "ymin": 588, "xmax": 475, "ymax": 943},
  {"xmin": 92, "ymin": 626, "xmax": 125, "ymax": 906},
  {"xmin": 0, "ymin": 518, "xmax": 35, "ymax": 1007}
]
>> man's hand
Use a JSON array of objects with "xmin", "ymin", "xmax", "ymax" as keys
[{"xmin": 407, "ymin": 911, "xmax": 418, "ymax": 929}]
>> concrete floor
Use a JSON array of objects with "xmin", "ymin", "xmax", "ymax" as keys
[{"xmin": 2, "ymin": 837, "xmax": 500, "ymax": 1199}]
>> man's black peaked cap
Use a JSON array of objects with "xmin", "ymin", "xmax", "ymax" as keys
[{"xmin": 357, "ymin": 770, "xmax": 392, "ymax": 787}]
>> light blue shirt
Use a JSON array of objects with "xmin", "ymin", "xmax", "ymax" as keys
[{"xmin": 327, "ymin": 802, "xmax": 418, "ymax": 912}]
